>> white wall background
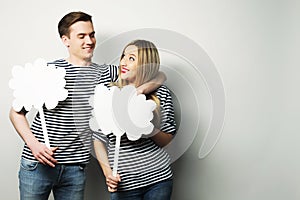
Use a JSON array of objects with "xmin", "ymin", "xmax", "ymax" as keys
[{"xmin": 1, "ymin": 0, "xmax": 299, "ymax": 199}]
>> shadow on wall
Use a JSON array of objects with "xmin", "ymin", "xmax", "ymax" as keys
[{"xmin": 85, "ymin": 156, "xmax": 110, "ymax": 199}]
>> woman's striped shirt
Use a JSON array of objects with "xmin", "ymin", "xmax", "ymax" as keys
[
  {"xmin": 22, "ymin": 59, "xmax": 118, "ymax": 164},
  {"xmin": 93, "ymin": 85, "xmax": 177, "ymax": 191}
]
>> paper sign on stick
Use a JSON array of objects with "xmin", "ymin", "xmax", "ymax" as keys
[
  {"xmin": 90, "ymin": 84, "xmax": 156, "ymax": 176},
  {"xmin": 9, "ymin": 58, "xmax": 68, "ymax": 148}
]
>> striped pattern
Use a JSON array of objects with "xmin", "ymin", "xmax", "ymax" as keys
[
  {"xmin": 22, "ymin": 59, "xmax": 118, "ymax": 164},
  {"xmin": 93, "ymin": 85, "xmax": 177, "ymax": 191}
]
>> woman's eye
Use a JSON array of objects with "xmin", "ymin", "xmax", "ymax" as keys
[{"xmin": 129, "ymin": 57, "xmax": 135, "ymax": 61}]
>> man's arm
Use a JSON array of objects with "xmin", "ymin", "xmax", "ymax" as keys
[
  {"xmin": 136, "ymin": 71, "xmax": 166, "ymax": 94},
  {"xmin": 109, "ymin": 65, "xmax": 166, "ymax": 94},
  {"xmin": 9, "ymin": 108, "xmax": 57, "ymax": 167}
]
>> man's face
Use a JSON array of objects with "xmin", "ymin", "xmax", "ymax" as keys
[{"xmin": 62, "ymin": 21, "xmax": 96, "ymax": 63}]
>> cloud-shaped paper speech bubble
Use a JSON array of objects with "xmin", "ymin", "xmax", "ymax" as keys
[
  {"xmin": 9, "ymin": 58, "xmax": 68, "ymax": 112},
  {"xmin": 91, "ymin": 84, "xmax": 124, "ymax": 137},
  {"xmin": 90, "ymin": 84, "xmax": 156, "ymax": 140},
  {"xmin": 9, "ymin": 58, "xmax": 68, "ymax": 148},
  {"xmin": 90, "ymin": 84, "xmax": 156, "ymax": 177}
]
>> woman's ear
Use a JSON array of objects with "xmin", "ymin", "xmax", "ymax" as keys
[{"xmin": 61, "ymin": 35, "xmax": 70, "ymax": 47}]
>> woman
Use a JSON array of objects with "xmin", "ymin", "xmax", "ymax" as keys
[{"xmin": 94, "ymin": 40, "xmax": 176, "ymax": 200}]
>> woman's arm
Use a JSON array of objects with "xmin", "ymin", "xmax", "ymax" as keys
[
  {"xmin": 93, "ymin": 140, "xmax": 121, "ymax": 192},
  {"xmin": 150, "ymin": 128, "xmax": 173, "ymax": 147},
  {"xmin": 150, "ymin": 85, "xmax": 177, "ymax": 147}
]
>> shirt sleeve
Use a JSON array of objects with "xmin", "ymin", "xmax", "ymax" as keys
[
  {"xmin": 92, "ymin": 130, "xmax": 108, "ymax": 144},
  {"xmin": 109, "ymin": 65, "xmax": 119, "ymax": 82},
  {"xmin": 95, "ymin": 64, "xmax": 118, "ymax": 85},
  {"xmin": 156, "ymin": 85, "xmax": 177, "ymax": 135}
]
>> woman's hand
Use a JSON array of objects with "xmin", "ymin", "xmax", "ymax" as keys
[{"xmin": 106, "ymin": 173, "xmax": 121, "ymax": 192}]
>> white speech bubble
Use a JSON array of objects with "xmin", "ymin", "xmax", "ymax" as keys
[
  {"xmin": 90, "ymin": 84, "xmax": 156, "ymax": 176},
  {"xmin": 93, "ymin": 28, "xmax": 226, "ymax": 160},
  {"xmin": 9, "ymin": 58, "xmax": 68, "ymax": 148}
]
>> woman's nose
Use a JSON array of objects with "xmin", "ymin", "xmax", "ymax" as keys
[{"xmin": 120, "ymin": 57, "xmax": 126, "ymax": 66}]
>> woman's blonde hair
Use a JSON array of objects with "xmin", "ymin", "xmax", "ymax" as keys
[
  {"xmin": 117, "ymin": 39, "xmax": 160, "ymax": 88},
  {"xmin": 116, "ymin": 39, "xmax": 161, "ymax": 127}
]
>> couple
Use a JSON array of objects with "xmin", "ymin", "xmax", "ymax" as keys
[{"xmin": 9, "ymin": 11, "xmax": 176, "ymax": 200}]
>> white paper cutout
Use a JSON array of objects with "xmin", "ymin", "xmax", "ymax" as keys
[
  {"xmin": 9, "ymin": 58, "xmax": 68, "ymax": 148},
  {"xmin": 90, "ymin": 84, "xmax": 156, "ymax": 176}
]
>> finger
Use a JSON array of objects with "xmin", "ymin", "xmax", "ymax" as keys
[
  {"xmin": 106, "ymin": 179, "xmax": 119, "ymax": 190},
  {"xmin": 36, "ymin": 154, "xmax": 48, "ymax": 165},
  {"xmin": 51, "ymin": 146, "xmax": 59, "ymax": 152},
  {"xmin": 108, "ymin": 174, "xmax": 120, "ymax": 182},
  {"xmin": 106, "ymin": 177, "xmax": 119, "ymax": 185},
  {"xmin": 116, "ymin": 174, "xmax": 121, "ymax": 182},
  {"xmin": 39, "ymin": 154, "xmax": 56, "ymax": 167},
  {"xmin": 108, "ymin": 186, "xmax": 117, "ymax": 192},
  {"xmin": 42, "ymin": 151, "xmax": 58, "ymax": 164},
  {"xmin": 44, "ymin": 147, "xmax": 58, "ymax": 160},
  {"xmin": 107, "ymin": 181, "xmax": 118, "ymax": 189},
  {"xmin": 44, "ymin": 146, "xmax": 58, "ymax": 157},
  {"xmin": 36, "ymin": 156, "xmax": 46, "ymax": 165},
  {"xmin": 44, "ymin": 158, "xmax": 56, "ymax": 167},
  {"xmin": 108, "ymin": 174, "xmax": 121, "ymax": 183},
  {"xmin": 40, "ymin": 155, "xmax": 55, "ymax": 167}
]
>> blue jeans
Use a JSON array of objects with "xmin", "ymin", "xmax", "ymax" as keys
[
  {"xmin": 19, "ymin": 158, "xmax": 86, "ymax": 200},
  {"xmin": 110, "ymin": 179, "xmax": 173, "ymax": 200}
]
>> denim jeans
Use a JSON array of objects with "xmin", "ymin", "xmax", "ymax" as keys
[
  {"xmin": 19, "ymin": 158, "xmax": 86, "ymax": 200},
  {"xmin": 110, "ymin": 179, "xmax": 173, "ymax": 200}
]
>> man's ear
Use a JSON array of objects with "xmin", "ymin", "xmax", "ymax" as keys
[{"xmin": 61, "ymin": 35, "xmax": 70, "ymax": 47}]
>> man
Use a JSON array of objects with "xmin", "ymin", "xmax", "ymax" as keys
[{"xmin": 10, "ymin": 11, "xmax": 165, "ymax": 200}]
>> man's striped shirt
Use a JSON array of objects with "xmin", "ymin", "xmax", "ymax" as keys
[{"xmin": 22, "ymin": 59, "xmax": 117, "ymax": 164}]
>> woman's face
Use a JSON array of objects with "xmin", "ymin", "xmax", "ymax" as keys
[{"xmin": 120, "ymin": 45, "xmax": 138, "ymax": 84}]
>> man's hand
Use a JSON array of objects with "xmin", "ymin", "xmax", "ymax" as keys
[
  {"xmin": 29, "ymin": 141, "xmax": 58, "ymax": 167},
  {"xmin": 136, "ymin": 71, "xmax": 166, "ymax": 94}
]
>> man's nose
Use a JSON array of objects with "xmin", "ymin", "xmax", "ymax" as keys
[{"xmin": 85, "ymin": 36, "xmax": 94, "ymax": 44}]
